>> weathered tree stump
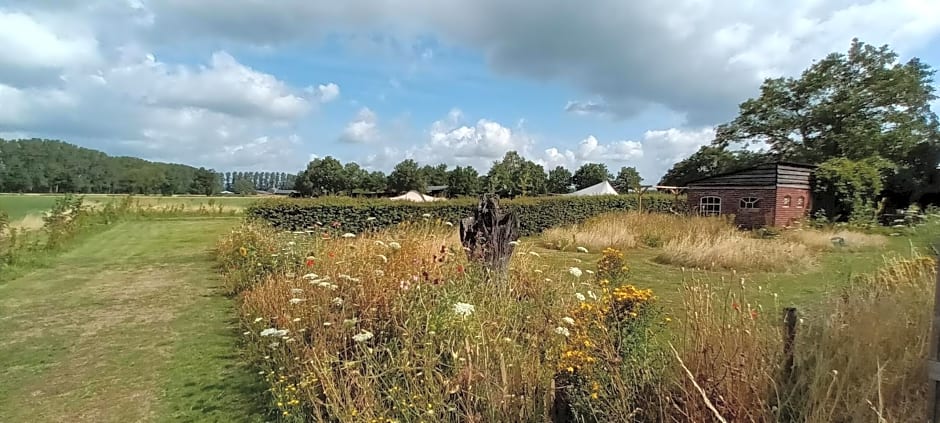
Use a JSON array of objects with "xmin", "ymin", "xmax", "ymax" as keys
[{"xmin": 459, "ymin": 194, "xmax": 519, "ymax": 274}]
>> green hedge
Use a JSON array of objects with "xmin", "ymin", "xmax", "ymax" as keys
[{"xmin": 247, "ymin": 194, "xmax": 686, "ymax": 236}]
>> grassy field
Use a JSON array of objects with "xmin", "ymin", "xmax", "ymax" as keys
[
  {"xmin": 0, "ymin": 194, "xmax": 257, "ymax": 221},
  {"xmin": 0, "ymin": 218, "xmax": 264, "ymax": 422}
]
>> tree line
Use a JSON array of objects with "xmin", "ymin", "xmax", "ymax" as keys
[
  {"xmin": 293, "ymin": 152, "xmax": 643, "ymax": 198},
  {"xmin": 222, "ymin": 172, "xmax": 297, "ymax": 194},
  {"xmin": 0, "ymin": 139, "xmax": 221, "ymax": 195}
]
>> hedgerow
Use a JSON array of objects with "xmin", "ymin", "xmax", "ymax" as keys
[{"xmin": 246, "ymin": 194, "xmax": 687, "ymax": 236}]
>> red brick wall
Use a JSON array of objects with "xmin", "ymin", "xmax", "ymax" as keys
[
  {"xmin": 687, "ymin": 188, "xmax": 776, "ymax": 228},
  {"xmin": 773, "ymin": 187, "xmax": 812, "ymax": 227}
]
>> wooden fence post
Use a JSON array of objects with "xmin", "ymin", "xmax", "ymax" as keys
[
  {"xmin": 782, "ymin": 307, "xmax": 798, "ymax": 379},
  {"xmin": 928, "ymin": 257, "xmax": 940, "ymax": 422}
]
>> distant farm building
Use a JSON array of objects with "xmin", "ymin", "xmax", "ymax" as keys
[{"xmin": 685, "ymin": 162, "xmax": 815, "ymax": 228}]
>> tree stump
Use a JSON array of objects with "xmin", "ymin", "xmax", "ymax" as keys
[{"xmin": 459, "ymin": 194, "xmax": 519, "ymax": 274}]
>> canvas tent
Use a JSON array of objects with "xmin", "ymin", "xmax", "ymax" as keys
[
  {"xmin": 566, "ymin": 180, "xmax": 619, "ymax": 196},
  {"xmin": 389, "ymin": 190, "xmax": 444, "ymax": 202}
]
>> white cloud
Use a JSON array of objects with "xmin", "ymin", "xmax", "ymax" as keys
[
  {"xmin": 362, "ymin": 109, "xmax": 533, "ymax": 170},
  {"xmin": 107, "ymin": 51, "xmax": 310, "ymax": 120},
  {"xmin": 307, "ymin": 82, "xmax": 340, "ymax": 103},
  {"xmin": 0, "ymin": 11, "xmax": 100, "ymax": 87},
  {"xmin": 339, "ymin": 107, "xmax": 379, "ymax": 143}
]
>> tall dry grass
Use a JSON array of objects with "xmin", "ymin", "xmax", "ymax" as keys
[
  {"xmin": 657, "ymin": 230, "xmax": 814, "ymax": 272},
  {"xmin": 541, "ymin": 212, "xmax": 734, "ymax": 251},
  {"xmin": 667, "ymin": 254, "xmax": 936, "ymax": 422},
  {"xmin": 784, "ymin": 254, "xmax": 935, "ymax": 422},
  {"xmin": 783, "ymin": 228, "xmax": 887, "ymax": 252}
]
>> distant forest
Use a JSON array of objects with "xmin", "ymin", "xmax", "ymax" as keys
[{"xmin": 0, "ymin": 139, "xmax": 297, "ymax": 195}]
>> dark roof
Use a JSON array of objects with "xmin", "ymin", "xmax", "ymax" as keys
[{"xmin": 683, "ymin": 161, "xmax": 816, "ymax": 186}]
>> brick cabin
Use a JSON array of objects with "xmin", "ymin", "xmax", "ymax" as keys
[{"xmin": 685, "ymin": 162, "xmax": 816, "ymax": 228}]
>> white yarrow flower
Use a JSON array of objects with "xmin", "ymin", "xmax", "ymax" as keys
[
  {"xmin": 342, "ymin": 233, "xmax": 356, "ymax": 238},
  {"xmin": 568, "ymin": 267, "xmax": 583, "ymax": 278},
  {"xmin": 302, "ymin": 273, "xmax": 319, "ymax": 279},
  {"xmin": 554, "ymin": 326, "xmax": 571, "ymax": 337},
  {"xmin": 352, "ymin": 330, "xmax": 374, "ymax": 343},
  {"xmin": 576, "ymin": 246, "xmax": 589, "ymax": 253},
  {"xmin": 253, "ymin": 317, "xmax": 263, "ymax": 323},
  {"xmin": 289, "ymin": 298, "xmax": 305, "ymax": 304},
  {"xmin": 388, "ymin": 241, "xmax": 402, "ymax": 250},
  {"xmin": 366, "ymin": 216, "xmax": 377, "ymax": 221},
  {"xmin": 453, "ymin": 302, "xmax": 475, "ymax": 318},
  {"xmin": 575, "ymin": 292, "xmax": 586, "ymax": 301},
  {"xmin": 422, "ymin": 213, "xmax": 431, "ymax": 218},
  {"xmin": 562, "ymin": 317, "xmax": 575, "ymax": 326}
]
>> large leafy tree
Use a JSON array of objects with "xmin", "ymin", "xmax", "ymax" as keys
[
  {"xmin": 547, "ymin": 166, "xmax": 573, "ymax": 194},
  {"xmin": 362, "ymin": 170, "xmax": 388, "ymax": 193},
  {"xmin": 420, "ymin": 164, "xmax": 449, "ymax": 186},
  {"xmin": 613, "ymin": 166, "xmax": 643, "ymax": 193},
  {"xmin": 233, "ymin": 177, "xmax": 256, "ymax": 195},
  {"xmin": 388, "ymin": 159, "xmax": 426, "ymax": 193},
  {"xmin": 447, "ymin": 166, "xmax": 481, "ymax": 196},
  {"xmin": 572, "ymin": 163, "xmax": 612, "ymax": 190},
  {"xmin": 486, "ymin": 151, "xmax": 547, "ymax": 197},
  {"xmin": 714, "ymin": 39, "xmax": 940, "ymax": 204},
  {"xmin": 295, "ymin": 156, "xmax": 347, "ymax": 196}
]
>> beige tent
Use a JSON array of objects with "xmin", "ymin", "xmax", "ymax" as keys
[{"xmin": 389, "ymin": 190, "xmax": 444, "ymax": 202}]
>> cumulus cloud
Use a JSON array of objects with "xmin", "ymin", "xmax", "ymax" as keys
[
  {"xmin": 307, "ymin": 82, "xmax": 340, "ymax": 103},
  {"xmin": 339, "ymin": 107, "xmax": 379, "ymax": 143},
  {"xmin": 107, "ymin": 51, "xmax": 310, "ymax": 120},
  {"xmin": 362, "ymin": 109, "xmax": 533, "ymax": 170},
  {"xmin": 0, "ymin": 11, "xmax": 100, "ymax": 87}
]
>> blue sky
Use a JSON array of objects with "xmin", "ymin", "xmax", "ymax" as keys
[{"xmin": 1, "ymin": 0, "xmax": 939, "ymax": 182}]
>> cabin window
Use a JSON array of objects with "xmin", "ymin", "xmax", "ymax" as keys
[
  {"xmin": 796, "ymin": 196, "xmax": 805, "ymax": 208},
  {"xmin": 700, "ymin": 196, "xmax": 721, "ymax": 216},
  {"xmin": 740, "ymin": 197, "xmax": 759, "ymax": 209},
  {"xmin": 782, "ymin": 195, "xmax": 791, "ymax": 208}
]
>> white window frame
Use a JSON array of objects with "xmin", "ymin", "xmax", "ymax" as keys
[
  {"xmin": 739, "ymin": 197, "xmax": 759, "ymax": 210},
  {"xmin": 796, "ymin": 196, "xmax": 805, "ymax": 208},
  {"xmin": 700, "ymin": 196, "xmax": 721, "ymax": 216},
  {"xmin": 782, "ymin": 195, "xmax": 791, "ymax": 208}
]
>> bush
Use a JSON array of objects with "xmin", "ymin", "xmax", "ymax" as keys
[{"xmin": 246, "ymin": 194, "xmax": 686, "ymax": 237}]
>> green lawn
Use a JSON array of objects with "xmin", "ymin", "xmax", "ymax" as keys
[{"xmin": 0, "ymin": 218, "xmax": 265, "ymax": 422}]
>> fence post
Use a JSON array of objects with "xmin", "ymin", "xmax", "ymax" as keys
[
  {"xmin": 782, "ymin": 307, "xmax": 798, "ymax": 378},
  {"xmin": 929, "ymin": 258, "xmax": 940, "ymax": 422}
]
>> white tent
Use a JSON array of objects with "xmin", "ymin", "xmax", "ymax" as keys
[
  {"xmin": 389, "ymin": 190, "xmax": 444, "ymax": 202},
  {"xmin": 566, "ymin": 180, "xmax": 619, "ymax": 196}
]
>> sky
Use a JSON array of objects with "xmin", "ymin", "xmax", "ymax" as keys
[{"xmin": 1, "ymin": 1, "xmax": 940, "ymax": 183}]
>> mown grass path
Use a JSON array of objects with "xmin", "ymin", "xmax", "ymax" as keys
[{"xmin": 0, "ymin": 218, "xmax": 264, "ymax": 422}]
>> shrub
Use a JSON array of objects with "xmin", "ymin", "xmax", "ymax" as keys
[{"xmin": 246, "ymin": 194, "xmax": 686, "ymax": 237}]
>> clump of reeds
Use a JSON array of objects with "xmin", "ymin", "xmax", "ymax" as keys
[
  {"xmin": 541, "ymin": 212, "xmax": 734, "ymax": 251},
  {"xmin": 657, "ymin": 230, "xmax": 813, "ymax": 272}
]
